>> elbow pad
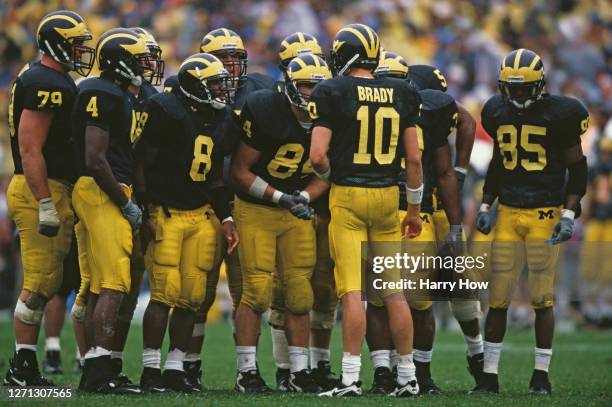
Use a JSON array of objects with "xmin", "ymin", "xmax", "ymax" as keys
[
  {"xmin": 566, "ymin": 157, "xmax": 587, "ymax": 197},
  {"xmin": 210, "ymin": 186, "xmax": 233, "ymax": 221}
]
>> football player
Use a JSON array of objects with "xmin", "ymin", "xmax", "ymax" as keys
[
  {"xmin": 268, "ymin": 32, "xmax": 339, "ymax": 392},
  {"xmin": 471, "ymin": 49, "xmax": 589, "ymax": 395},
  {"xmin": 366, "ymin": 52, "xmax": 482, "ymax": 395},
  {"xmin": 231, "ymin": 54, "xmax": 331, "ymax": 393},
  {"xmin": 309, "ymin": 24, "xmax": 423, "ymax": 397},
  {"xmin": 168, "ymin": 28, "xmax": 277, "ymax": 388},
  {"xmin": 4, "ymin": 10, "xmax": 94, "ymax": 387},
  {"xmin": 71, "ymin": 27, "xmax": 150, "ymax": 394},
  {"xmin": 135, "ymin": 53, "xmax": 238, "ymax": 393}
]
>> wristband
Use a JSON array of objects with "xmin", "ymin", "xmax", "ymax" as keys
[
  {"xmin": 39, "ymin": 198, "xmax": 55, "ymax": 210},
  {"xmin": 271, "ymin": 190, "xmax": 283, "ymax": 204},
  {"xmin": 313, "ymin": 167, "xmax": 331, "ymax": 181},
  {"xmin": 454, "ymin": 166, "xmax": 468, "ymax": 175},
  {"xmin": 405, "ymin": 184, "xmax": 423, "ymax": 204},
  {"xmin": 299, "ymin": 190, "xmax": 311, "ymax": 202},
  {"xmin": 479, "ymin": 203, "xmax": 490, "ymax": 212},
  {"xmin": 248, "ymin": 176, "xmax": 269, "ymax": 199},
  {"xmin": 561, "ymin": 209, "xmax": 575, "ymax": 220},
  {"xmin": 222, "ymin": 216, "xmax": 234, "ymax": 224}
]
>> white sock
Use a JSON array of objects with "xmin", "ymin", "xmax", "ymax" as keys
[
  {"xmin": 76, "ymin": 347, "xmax": 83, "ymax": 360},
  {"xmin": 270, "ymin": 328, "xmax": 290, "ymax": 370},
  {"xmin": 396, "ymin": 353, "xmax": 416, "ymax": 386},
  {"xmin": 45, "ymin": 337, "xmax": 61, "ymax": 352},
  {"xmin": 390, "ymin": 349, "xmax": 399, "ymax": 369},
  {"xmin": 15, "ymin": 343, "xmax": 37, "ymax": 352},
  {"xmin": 142, "ymin": 348, "xmax": 161, "ymax": 369},
  {"xmin": 184, "ymin": 353, "xmax": 200, "ymax": 363},
  {"xmin": 84, "ymin": 346, "xmax": 110, "ymax": 359},
  {"xmin": 534, "ymin": 347, "xmax": 552, "ymax": 372},
  {"xmin": 341, "ymin": 353, "xmax": 361, "ymax": 386},
  {"xmin": 110, "ymin": 351, "xmax": 122, "ymax": 361},
  {"xmin": 483, "ymin": 341, "xmax": 503, "ymax": 374},
  {"xmin": 288, "ymin": 346, "xmax": 309, "ymax": 373},
  {"xmin": 236, "ymin": 346, "xmax": 257, "ymax": 372},
  {"xmin": 413, "ymin": 348, "xmax": 432, "ymax": 363},
  {"xmin": 310, "ymin": 347, "xmax": 330, "ymax": 368},
  {"xmin": 465, "ymin": 334, "xmax": 484, "ymax": 357},
  {"xmin": 370, "ymin": 349, "xmax": 391, "ymax": 369},
  {"xmin": 164, "ymin": 348, "xmax": 186, "ymax": 372}
]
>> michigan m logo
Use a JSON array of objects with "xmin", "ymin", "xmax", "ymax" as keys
[
  {"xmin": 420, "ymin": 214, "xmax": 430, "ymax": 223},
  {"xmin": 538, "ymin": 210, "xmax": 554, "ymax": 220}
]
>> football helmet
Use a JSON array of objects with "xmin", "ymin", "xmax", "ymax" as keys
[
  {"xmin": 285, "ymin": 54, "xmax": 331, "ymax": 111},
  {"xmin": 278, "ymin": 32, "xmax": 323, "ymax": 73},
  {"xmin": 374, "ymin": 51, "xmax": 409, "ymax": 79},
  {"xmin": 329, "ymin": 23, "xmax": 380, "ymax": 76},
  {"xmin": 498, "ymin": 48, "xmax": 545, "ymax": 109},
  {"xmin": 178, "ymin": 53, "xmax": 231, "ymax": 110},
  {"xmin": 96, "ymin": 27, "xmax": 151, "ymax": 86},
  {"xmin": 200, "ymin": 28, "xmax": 247, "ymax": 91},
  {"xmin": 132, "ymin": 27, "xmax": 165, "ymax": 86},
  {"xmin": 36, "ymin": 10, "xmax": 94, "ymax": 76}
]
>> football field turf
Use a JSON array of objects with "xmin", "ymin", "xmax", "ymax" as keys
[{"xmin": 0, "ymin": 321, "xmax": 610, "ymax": 406}]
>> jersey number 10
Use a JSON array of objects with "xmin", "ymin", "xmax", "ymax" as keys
[{"xmin": 353, "ymin": 105, "xmax": 400, "ymax": 165}]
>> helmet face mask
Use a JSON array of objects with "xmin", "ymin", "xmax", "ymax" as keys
[
  {"xmin": 132, "ymin": 27, "xmax": 165, "ymax": 86},
  {"xmin": 498, "ymin": 80, "xmax": 544, "ymax": 109},
  {"xmin": 212, "ymin": 50, "xmax": 247, "ymax": 96},
  {"xmin": 286, "ymin": 79, "xmax": 318, "ymax": 111},
  {"xmin": 284, "ymin": 54, "xmax": 331, "ymax": 112},
  {"xmin": 200, "ymin": 28, "xmax": 248, "ymax": 95},
  {"xmin": 97, "ymin": 28, "xmax": 152, "ymax": 87},
  {"xmin": 69, "ymin": 39, "xmax": 95, "ymax": 76}
]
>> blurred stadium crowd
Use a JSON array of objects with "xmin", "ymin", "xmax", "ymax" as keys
[{"xmin": 0, "ymin": 0, "xmax": 610, "ymax": 325}]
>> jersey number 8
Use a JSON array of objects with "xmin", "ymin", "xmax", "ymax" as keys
[
  {"xmin": 190, "ymin": 135, "xmax": 214, "ymax": 182},
  {"xmin": 267, "ymin": 143, "xmax": 312, "ymax": 179}
]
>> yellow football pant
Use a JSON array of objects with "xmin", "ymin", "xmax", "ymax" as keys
[
  {"xmin": 581, "ymin": 219, "xmax": 612, "ymax": 283},
  {"xmin": 329, "ymin": 184, "xmax": 402, "ymax": 299},
  {"xmin": 489, "ymin": 204, "xmax": 560, "ymax": 309},
  {"xmin": 72, "ymin": 177, "xmax": 133, "ymax": 295},
  {"xmin": 7, "ymin": 175, "xmax": 74, "ymax": 299},
  {"xmin": 146, "ymin": 205, "xmax": 219, "ymax": 311},
  {"xmin": 235, "ymin": 197, "xmax": 315, "ymax": 315}
]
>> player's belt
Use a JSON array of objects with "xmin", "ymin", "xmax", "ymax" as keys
[
  {"xmin": 334, "ymin": 175, "xmax": 397, "ymax": 188},
  {"xmin": 499, "ymin": 189, "xmax": 563, "ymax": 209}
]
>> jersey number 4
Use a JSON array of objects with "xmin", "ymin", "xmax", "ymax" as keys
[
  {"xmin": 353, "ymin": 105, "xmax": 400, "ymax": 165},
  {"xmin": 497, "ymin": 124, "xmax": 547, "ymax": 171}
]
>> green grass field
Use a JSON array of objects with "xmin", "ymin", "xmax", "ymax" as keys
[{"xmin": 0, "ymin": 320, "xmax": 611, "ymax": 406}]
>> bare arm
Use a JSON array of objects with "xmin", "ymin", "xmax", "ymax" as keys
[
  {"xmin": 310, "ymin": 126, "xmax": 332, "ymax": 175},
  {"xmin": 433, "ymin": 144, "xmax": 461, "ymax": 225},
  {"xmin": 230, "ymin": 141, "xmax": 279, "ymax": 200},
  {"xmin": 132, "ymin": 139, "xmax": 159, "ymax": 206},
  {"xmin": 304, "ymin": 177, "xmax": 330, "ymax": 202},
  {"xmin": 18, "ymin": 109, "xmax": 54, "ymax": 200},
  {"xmin": 454, "ymin": 103, "xmax": 476, "ymax": 170},
  {"xmin": 403, "ymin": 127, "xmax": 423, "ymax": 201},
  {"xmin": 562, "ymin": 143, "xmax": 587, "ymax": 214},
  {"xmin": 85, "ymin": 126, "xmax": 129, "ymax": 207}
]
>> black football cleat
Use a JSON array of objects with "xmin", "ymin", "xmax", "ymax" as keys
[
  {"xmin": 311, "ymin": 361, "xmax": 339, "ymax": 391},
  {"xmin": 4, "ymin": 350, "xmax": 55, "ymax": 387},
  {"xmin": 288, "ymin": 369, "xmax": 322, "ymax": 393},
  {"xmin": 469, "ymin": 372, "xmax": 499, "ymax": 395},
  {"xmin": 467, "ymin": 353, "xmax": 484, "ymax": 384},
  {"xmin": 417, "ymin": 375, "xmax": 442, "ymax": 395},
  {"xmin": 162, "ymin": 369, "xmax": 201, "ymax": 393},
  {"xmin": 390, "ymin": 379, "xmax": 419, "ymax": 397},
  {"xmin": 369, "ymin": 367, "xmax": 396, "ymax": 394},
  {"xmin": 276, "ymin": 368, "xmax": 290, "ymax": 392},
  {"xmin": 528, "ymin": 369, "xmax": 551, "ymax": 395},
  {"xmin": 90, "ymin": 377, "xmax": 143, "ymax": 394},
  {"xmin": 318, "ymin": 379, "xmax": 362, "ymax": 397},
  {"xmin": 42, "ymin": 350, "xmax": 63, "ymax": 374},
  {"xmin": 235, "ymin": 369, "xmax": 272, "ymax": 394},
  {"xmin": 139, "ymin": 367, "xmax": 166, "ymax": 393},
  {"xmin": 184, "ymin": 360, "xmax": 202, "ymax": 391}
]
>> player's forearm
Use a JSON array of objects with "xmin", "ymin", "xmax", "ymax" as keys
[
  {"xmin": 304, "ymin": 177, "xmax": 330, "ymax": 202},
  {"xmin": 132, "ymin": 161, "xmax": 148, "ymax": 207},
  {"xmin": 436, "ymin": 166, "xmax": 462, "ymax": 225},
  {"xmin": 232, "ymin": 165, "xmax": 281, "ymax": 202},
  {"xmin": 86, "ymin": 156, "xmax": 129, "ymax": 207},
  {"xmin": 455, "ymin": 103, "xmax": 476, "ymax": 170},
  {"xmin": 20, "ymin": 148, "xmax": 51, "ymax": 200},
  {"xmin": 482, "ymin": 153, "xmax": 501, "ymax": 204}
]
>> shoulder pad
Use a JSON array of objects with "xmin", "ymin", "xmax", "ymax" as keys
[
  {"xmin": 20, "ymin": 63, "xmax": 73, "ymax": 90},
  {"xmin": 408, "ymin": 64, "xmax": 447, "ymax": 92},
  {"xmin": 419, "ymin": 89, "xmax": 454, "ymax": 112},
  {"xmin": 163, "ymin": 75, "xmax": 179, "ymax": 92},
  {"xmin": 246, "ymin": 89, "xmax": 286, "ymax": 122},
  {"xmin": 544, "ymin": 95, "xmax": 588, "ymax": 119},
  {"xmin": 149, "ymin": 92, "xmax": 187, "ymax": 120},
  {"xmin": 140, "ymin": 82, "xmax": 159, "ymax": 98},
  {"xmin": 481, "ymin": 94, "xmax": 505, "ymax": 119},
  {"xmin": 246, "ymin": 72, "xmax": 276, "ymax": 90},
  {"xmin": 78, "ymin": 77, "xmax": 124, "ymax": 97}
]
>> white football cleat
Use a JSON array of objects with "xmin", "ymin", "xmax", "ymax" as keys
[
  {"xmin": 318, "ymin": 380, "xmax": 362, "ymax": 397},
  {"xmin": 390, "ymin": 379, "xmax": 419, "ymax": 397}
]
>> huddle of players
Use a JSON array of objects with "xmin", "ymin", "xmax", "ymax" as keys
[{"xmin": 4, "ymin": 8, "xmax": 589, "ymax": 399}]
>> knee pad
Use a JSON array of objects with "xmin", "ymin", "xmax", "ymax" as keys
[
  {"xmin": 71, "ymin": 303, "xmax": 86, "ymax": 323},
  {"xmin": 450, "ymin": 299, "xmax": 482, "ymax": 322},
  {"xmin": 409, "ymin": 300, "xmax": 433, "ymax": 312},
  {"xmin": 310, "ymin": 309, "xmax": 336, "ymax": 330},
  {"xmin": 268, "ymin": 308, "xmax": 285, "ymax": 328},
  {"xmin": 531, "ymin": 295, "xmax": 554, "ymax": 309},
  {"xmin": 285, "ymin": 276, "xmax": 314, "ymax": 315},
  {"xmin": 14, "ymin": 299, "xmax": 43, "ymax": 325}
]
